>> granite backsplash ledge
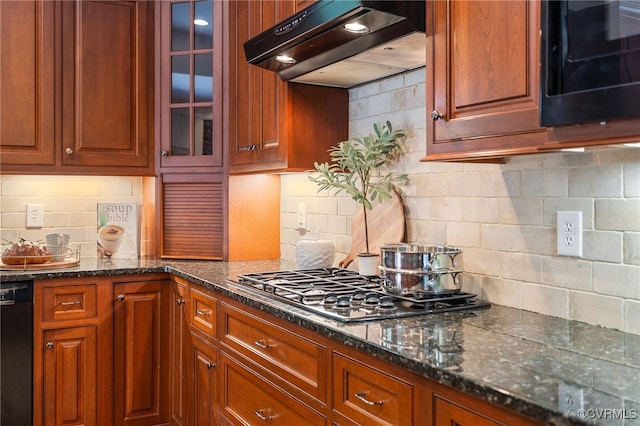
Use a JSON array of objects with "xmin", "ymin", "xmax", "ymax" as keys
[{"xmin": 2, "ymin": 259, "xmax": 639, "ymax": 425}]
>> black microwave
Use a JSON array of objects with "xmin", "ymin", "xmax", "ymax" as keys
[{"xmin": 540, "ymin": 0, "xmax": 640, "ymax": 127}]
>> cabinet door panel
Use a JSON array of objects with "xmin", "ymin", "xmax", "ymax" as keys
[
  {"xmin": 61, "ymin": 0, "xmax": 151, "ymax": 168},
  {"xmin": 228, "ymin": 0, "xmax": 292, "ymax": 168},
  {"xmin": 170, "ymin": 279, "xmax": 189, "ymax": 426},
  {"xmin": 42, "ymin": 326, "xmax": 97, "ymax": 426},
  {"xmin": 193, "ymin": 334, "xmax": 218, "ymax": 426},
  {"xmin": 426, "ymin": 0, "xmax": 546, "ymax": 159},
  {"xmin": 113, "ymin": 280, "xmax": 169, "ymax": 426},
  {"xmin": 0, "ymin": 0, "xmax": 54, "ymax": 165}
]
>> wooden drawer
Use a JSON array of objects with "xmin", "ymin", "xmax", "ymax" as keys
[
  {"xmin": 332, "ymin": 352, "xmax": 413, "ymax": 426},
  {"xmin": 220, "ymin": 302, "xmax": 327, "ymax": 402},
  {"xmin": 219, "ymin": 352, "xmax": 326, "ymax": 426},
  {"xmin": 190, "ymin": 287, "xmax": 218, "ymax": 339},
  {"xmin": 434, "ymin": 396, "xmax": 504, "ymax": 426},
  {"xmin": 42, "ymin": 282, "xmax": 98, "ymax": 322}
]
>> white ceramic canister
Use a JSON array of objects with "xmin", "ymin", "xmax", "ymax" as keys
[{"xmin": 295, "ymin": 233, "xmax": 336, "ymax": 269}]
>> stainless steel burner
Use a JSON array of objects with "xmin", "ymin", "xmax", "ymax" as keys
[{"xmin": 232, "ymin": 268, "xmax": 490, "ymax": 322}]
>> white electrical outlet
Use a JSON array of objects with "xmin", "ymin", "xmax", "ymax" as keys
[
  {"xmin": 297, "ymin": 203, "xmax": 307, "ymax": 230},
  {"xmin": 557, "ymin": 211, "xmax": 582, "ymax": 257},
  {"xmin": 558, "ymin": 381, "xmax": 584, "ymax": 416},
  {"xmin": 26, "ymin": 203, "xmax": 44, "ymax": 228}
]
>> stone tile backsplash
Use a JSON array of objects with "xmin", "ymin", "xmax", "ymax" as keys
[
  {"xmin": 280, "ymin": 68, "xmax": 640, "ymax": 334},
  {"xmin": 0, "ymin": 175, "xmax": 144, "ymax": 258}
]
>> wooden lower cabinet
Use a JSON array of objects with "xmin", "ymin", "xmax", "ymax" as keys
[
  {"xmin": 192, "ymin": 334, "xmax": 219, "ymax": 426},
  {"xmin": 34, "ymin": 277, "xmax": 113, "ymax": 426},
  {"xmin": 169, "ymin": 279, "xmax": 189, "ymax": 426},
  {"xmin": 113, "ymin": 279, "xmax": 170, "ymax": 426},
  {"xmin": 41, "ymin": 326, "xmax": 98, "ymax": 426},
  {"xmin": 34, "ymin": 274, "xmax": 544, "ymax": 425},
  {"xmin": 219, "ymin": 351, "xmax": 327, "ymax": 426},
  {"xmin": 332, "ymin": 352, "xmax": 415, "ymax": 426}
]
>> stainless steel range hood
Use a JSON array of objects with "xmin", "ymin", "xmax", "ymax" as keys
[{"xmin": 243, "ymin": 1, "xmax": 426, "ymax": 88}]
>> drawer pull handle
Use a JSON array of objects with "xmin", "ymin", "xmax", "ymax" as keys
[
  {"xmin": 355, "ymin": 391, "xmax": 384, "ymax": 406},
  {"xmin": 196, "ymin": 309, "xmax": 211, "ymax": 316},
  {"xmin": 254, "ymin": 409, "xmax": 272, "ymax": 421},
  {"xmin": 206, "ymin": 362, "xmax": 216, "ymax": 370},
  {"xmin": 59, "ymin": 300, "xmax": 81, "ymax": 306},
  {"xmin": 254, "ymin": 340, "xmax": 271, "ymax": 349},
  {"xmin": 177, "ymin": 298, "xmax": 186, "ymax": 305}
]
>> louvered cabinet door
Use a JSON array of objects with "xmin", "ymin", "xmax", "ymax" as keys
[{"xmin": 161, "ymin": 173, "xmax": 225, "ymax": 259}]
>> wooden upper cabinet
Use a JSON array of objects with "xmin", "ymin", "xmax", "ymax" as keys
[
  {"xmin": 1, "ymin": 0, "xmax": 154, "ymax": 175},
  {"xmin": 0, "ymin": 0, "xmax": 55, "ymax": 166},
  {"xmin": 60, "ymin": 0, "xmax": 153, "ymax": 172},
  {"xmin": 226, "ymin": 0, "xmax": 348, "ymax": 174},
  {"xmin": 424, "ymin": 0, "xmax": 547, "ymax": 161},
  {"xmin": 158, "ymin": 0, "xmax": 224, "ymax": 172}
]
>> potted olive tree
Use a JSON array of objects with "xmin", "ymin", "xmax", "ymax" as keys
[{"xmin": 309, "ymin": 121, "xmax": 407, "ymax": 275}]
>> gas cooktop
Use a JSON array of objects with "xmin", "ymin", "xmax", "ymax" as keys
[{"xmin": 232, "ymin": 268, "xmax": 489, "ymax": 322}]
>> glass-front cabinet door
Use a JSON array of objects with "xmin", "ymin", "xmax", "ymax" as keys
[{"xmin": 159, "ymin": 0, "xmax": 223, "ymax": 170}]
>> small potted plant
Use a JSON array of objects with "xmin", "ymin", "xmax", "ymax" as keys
[{"xmin": 309, "ymin": 121, "xmax": 408, "ymax": 275}]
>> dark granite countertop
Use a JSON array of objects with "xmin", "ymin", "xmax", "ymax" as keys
[{"xmin": 2, "ymin": 259, "xmax": 639, "ymax": 426}]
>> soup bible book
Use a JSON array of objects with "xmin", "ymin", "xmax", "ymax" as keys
[{"xmin": 96, "ymin": 203, "xmax": 141, "ymax": 259}]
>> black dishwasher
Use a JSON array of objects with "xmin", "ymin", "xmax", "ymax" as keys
[{"xmin": 1, "ymin": 281, "xmax": 33, "ymax": 426}]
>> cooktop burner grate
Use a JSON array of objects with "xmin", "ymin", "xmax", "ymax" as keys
[{"xmin": 233, "ymin": 268, "xmax": 489, "ymax": 322}]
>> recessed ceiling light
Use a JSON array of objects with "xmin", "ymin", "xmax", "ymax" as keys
[
  {"xmin": 194, "ymin": 19, "xmax": 209, "ymax": 26},
  {"xmin": 344, "ymin": 22, "xmax": 369, "ymax": 34},
  {"xmin": 275, "ymin": 55, "xmax": 296, "ymax": 64}
]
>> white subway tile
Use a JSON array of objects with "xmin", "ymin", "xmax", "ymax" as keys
[
  {"xmin": 583, "ymin": 230, "xmax": 623, "ymax": 263},
  {"xmin": 624, "ymin": 232, "xmax": 640, "ymax": 265},
  {"xmin": 500, "ymin": 252, "xmax": 542, "ymax": 283},
  {"xmin": 480, "ymin": 224, "xmax": 522, "ymax": 252},
  {"xmin": 542, "ymin": 257, "xmax": 592, "ymax": 291},
  {"xmin": 446, "ymin": 221, "xmax": 481, "ymax": 248},
  {"xmin": 569, "ymin": 166, "xmax": 622, "ymax": 198},
  {"xmin": 593, "ymin": 263, "xmax": 640, "ymax": 299},
  {"xmin": 570, "ymin": 291, "xmax": 623, "ymax": 330},
  {"xmin": 624, "ymin": 161, "xmax": 640, "ymax": 197},
  {"xmin": 478, "ymin": 276, "xmax": 522, "ymax": 309},
  {"xmin": 543, "ymin": 198, "xmax": 593, "ymax": 228},
  {"xmin": 624, "ymin": 300, "xmax": 640, "ymax": 334},
  {"xmin": 521, "ymin": 284, "xmax": 569, "ymax": 318},
  {"xmin": 500, "ymin": 197, "xmax": 543, "ymax": 225},
  {"xmin": 521, "ymin": 169, "xmax": 569, "ymax": 197},
  {"xmin": 596, "ymin": 199, "xmax": 640, "ymax": 232}
]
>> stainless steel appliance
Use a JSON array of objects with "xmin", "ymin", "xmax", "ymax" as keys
[
  {"xmin": 1, "ymin": 281, "xmax": 33, "ymax": 426},
  {"xmin": 233, "ymin": 268, "xmax": 489, "ymax": 322},
  {"xmin": 540, "ymin": 0, "xmax": 640, "ymax": 126},
  {"xmin": 243, "ymin": 1, "xmax": 426, "ymax": 88}
]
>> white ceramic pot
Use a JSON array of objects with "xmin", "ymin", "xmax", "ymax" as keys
[
  {"xmin": 357, "ymin": 253, "xmax": 380, "ymax": 276},
  {"xmin": 295, "ymin": 234, "xmax": 336, "ymax": 269}
]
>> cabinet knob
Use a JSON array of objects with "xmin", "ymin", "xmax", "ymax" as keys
[
  {"xmin": 45, "ymin": 342, "xmax": 54, "ymax": 349},
  {"xmin": 177, "ymin": 298, "xmax": 186, "ymax": 305},
  {"xmin": 431, "ymin": 110, "xmax": 444, "ymax": 121},
  {"xmin": 206, "ymin": 362, "xmax": 216, "ymax": 370},
  {"xmin": 65, "ymin": 147, "xmax": 73, "ymax": 155},
  {"xmin": 117, "ymin": 294, "xmax": 125, "ymax": 302},
  {"xmin": 161, "ymin": 150, "xmax": 169, "ymax": 157},
  {"xmin": 246, "ymin": 144, "xmax": 258, "ymax": 151}
]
